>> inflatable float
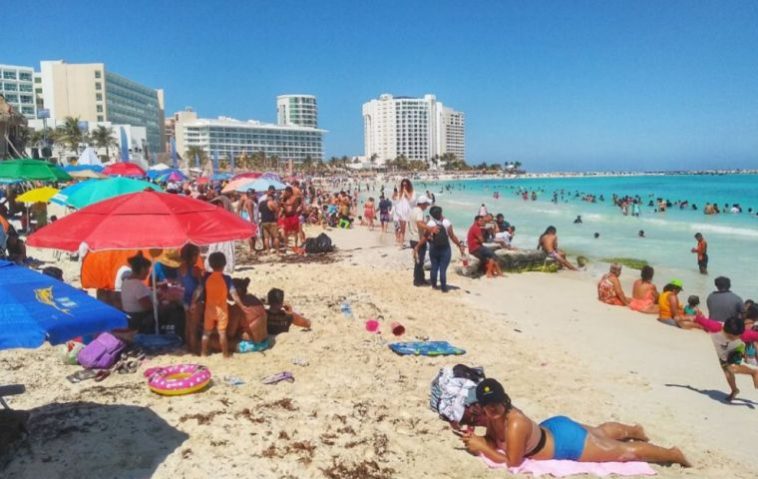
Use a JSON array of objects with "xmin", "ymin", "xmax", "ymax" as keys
[{"xmin": 144, "ymin": 364, "xmax": 211, "ymax": 396}]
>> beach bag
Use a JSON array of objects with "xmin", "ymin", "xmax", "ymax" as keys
[
  {"xmin": 77, "ymin": 332, "xmax": 126, "ymax": 369},
  {"xmin": 430, "ymin": 364, "xmax": 487, "ymax": 426},
  {"xmin": 305, "ymin": 233, "xmax": 333, "ymax": 253}
]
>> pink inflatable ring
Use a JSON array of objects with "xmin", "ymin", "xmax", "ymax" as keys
[{"xmin": 144, "ymin": 364, "xmax": 211, "ymax": 396}]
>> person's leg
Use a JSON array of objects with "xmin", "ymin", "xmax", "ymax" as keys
[
  {"xmin": 218, "ymin": 329, "xmax": 230, "ymax": 358},
  {"xmin": 722, "ymin": 367, "xmax": 739, "ymax": 400},
  {"xmin": 410, "ymin": 240, "xmax": 420, "ymax": 284},
  {"xmin": 201, "ymin": 330, "xmax": 211, "ymax": 356},
  {"xmin": 582, "ymin": 430, "xmax": 690, "ymax": 466},
  {"xmin": 439, "ymin": 246, "xmax": 451, "ymax": 290},
  {"xmin": 429, "ymin": 247, "xmax": 440, "ymax": 288},
  {"xmin": 588, "ymin": 422, "xmax": 649, "ymax": 442},
  {"xmin": 416, "ymin": 242, "xmax": 428, "ymax": 284},
  {"xmin": 728, "ymin": 364, "xmax": 758, "ymax": 388}
]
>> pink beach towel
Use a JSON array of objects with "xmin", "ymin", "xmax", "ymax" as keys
[{"xmin": 481, "ymin": 454, "xmax": 656, "ymax": 477}]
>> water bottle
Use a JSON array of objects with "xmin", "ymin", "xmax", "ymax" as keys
[{"xmin": 340, "ymin": 302, "xmax": 353, "ymax": 319}]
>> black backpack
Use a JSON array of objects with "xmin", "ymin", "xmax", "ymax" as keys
[
  {"xmin": 304, "ymin": 233, "xmax": 334, "ymax": 254},
  {"xmin": 430, "ymin": 221, "xmax": 449, "ymax": 248}
]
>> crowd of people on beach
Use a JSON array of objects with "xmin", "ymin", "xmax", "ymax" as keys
[{"xmin": 598, "ymin": 263, "xmax": 758, "ymax": 401}]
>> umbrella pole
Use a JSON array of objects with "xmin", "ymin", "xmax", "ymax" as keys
[{"xmin": 152, "ymin": 262, "xmax": 160, "ymax": 334}]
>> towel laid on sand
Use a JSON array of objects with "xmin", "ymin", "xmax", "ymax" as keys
[
  {"xmin": 481, "ymin": 454, "xmax": 656, "ymax": 477},
  {"xmin": 388, "ymin": 341, "xmax": 465, "ymax": 356}
]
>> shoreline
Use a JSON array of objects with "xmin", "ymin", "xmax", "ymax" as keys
[{"xmin": 4, "ymin": 225, "xmax": 756, "ymax": 477}]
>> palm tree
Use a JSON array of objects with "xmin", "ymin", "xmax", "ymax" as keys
[
  {"xmin": 57, "ymin": 116, "xmax": 84, "ymax": 158},
  {"xmin": 185, "ymin": 146, "xmax": 207, "ymax": 168},
  {"xmin": 90, "ymin": 125, "xmax": 118, "ymax": 161},
  {"xmin": 369, "ymin": 153, "xmax": 379, "ymax": 170}
]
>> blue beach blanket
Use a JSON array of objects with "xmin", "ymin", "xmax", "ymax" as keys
[{"xmin": 388, "ymin": 341, "xmax": 466, "ymax": 356}]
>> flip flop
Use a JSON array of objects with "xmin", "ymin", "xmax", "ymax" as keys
[
  {"xmin": 262, "ymin": 371, "xmax": 294, "ymax": 385},
  {"xmin": 66, "ymin": 369, "xmax": 98, "ymax": 384},
  {"xmin": 94, "ymin": 370, "xmax": 110, "ymax": 382}
]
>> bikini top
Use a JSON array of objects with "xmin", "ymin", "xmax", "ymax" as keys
[{"xmin": 496, "ymin": 417, "xmax": 546, "ymax": 458}]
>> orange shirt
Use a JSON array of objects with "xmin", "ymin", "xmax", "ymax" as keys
[
  {"xmin": 0, "ymin": 215, "xmax": 10, "ymax": 234},
  {"xmin": 204, "ymin": 272, "xmax": 233, "ymax": 315}
]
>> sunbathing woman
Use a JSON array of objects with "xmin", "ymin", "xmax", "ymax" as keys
[
  {"xmin": 628, "ymin": 266, "xmax": 660, "ymax": 314},
  {"xmin": 457, "ymin": 379, "xmax": 691, "ymax": 468}
]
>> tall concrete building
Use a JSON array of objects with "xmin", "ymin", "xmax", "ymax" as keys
[
  {"xmin": 362, "ymin": 93, "xmax": 465, "ymax": 167},
  {"xmin": 0, "ymin": 64, "xmax": 37, "ymax": 120},
  {"xmin": 175, "ymin": 97, "xmax": 325, "ymax": 164},
  {"xmin": 277, "ymin": 94, "xmax": 318, "ymax": 128},
  {"xmin": 39, "ymin": 60, "xmax": 165, "ymax": 152}
]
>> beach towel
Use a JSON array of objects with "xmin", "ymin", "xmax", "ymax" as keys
[
  {"xmin": 481, "ymin": 455, "xmax": 656, "ymax": 477},
  {"xmin": 389, "ymin": 341, "xmax": 465, "ymax": 356}
]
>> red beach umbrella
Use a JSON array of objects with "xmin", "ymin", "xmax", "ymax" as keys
[
  {"xmin": 102, "ymin": 162, "xmax": 147, "ymax": 178},
  {"xmin": 231, "ymin": 172, "xmax": 262, "ymax": 181},
  {"xmin": 27, "ymin": 190, "xmax": 256, "ymax": 252}
]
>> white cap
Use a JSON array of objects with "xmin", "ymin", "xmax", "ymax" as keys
[{"xmin": 417, "ymin": 195, "xmax": 431, "ymax": 204}]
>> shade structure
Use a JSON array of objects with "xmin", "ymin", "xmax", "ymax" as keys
[
  {"xmin": 52, "ymin": 179, "xmax": 98, "ymax": 206},
  {"xmin": 261, "ymin": 172, "xmax": 282, "ymax": 182},
  {"xmin": 77, "ymin": 147, "xmax": 102, "ymax": 166},
  {"xmin": 63, "ymin": 177, "xmax": 162, "ymax": 209},
  {"xmin": 0, "ymin": 158, "xmax": 71, "ymax": 182},
  {"xmin": 222, "ymin": 177, "xmax": 259, "ymax": 194},
  {"xmin": 235, "ymin": 177, "xmax": 286, "ymax": 193},
  {"xmin": 64, "ymin": 164, "xmax": 104, "ymax": 173},
  {"xmin": 231, "ymin": 172, "xmax": 262, "ymax": 181},
  {"xmin": 212, "ymin": 172, "xmax": 232, "ymax": 181},
  {"xmin": 16, "ymin": 187, "xmax": 60, "ymax": 204},
  {"xmin": 0, "ymin": 260, "xmax": 127, "ymax": 350},
  {"xmin": 148, "ymin": 163, "xmax": 171, "ymax": 172},
  {"xmin": 27, "ymin": 190, "xmax": 257, "ymax": 252},
  {"xmin": 157, "ymin": 171, "xmax": 187, "ymax": 183},
  {"xmin": 149, "ymin": 168, "xmax": 186, "ymax": 181},
  {"xmin": 69, "ymin": 169, "xmax": 105, "ymax": 179},
  {"xmin": 102, "ymin": 162, "xmax": 146, "ymax": 178}
]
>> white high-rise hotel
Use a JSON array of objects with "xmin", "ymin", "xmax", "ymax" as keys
[{"xmin": 363, "ymin": 94, "xmax": 464, "ymax": 166}]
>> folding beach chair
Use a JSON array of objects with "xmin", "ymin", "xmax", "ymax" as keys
[{"xmin": 0, "ymin": 384, "xmax": 25, "ymax": 409}]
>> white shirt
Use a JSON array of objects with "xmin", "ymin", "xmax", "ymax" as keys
[
  {"xmin": 495, "ymin": 231, "xmax": 512, "ymax": 245},
  {"xmin": 121, "ymin": 278, "xmax": 152, "ymax": 313},
  {"xmin": 114, "ymin": 266, "xmax": 132, "ymax": 292},
  {"xmin": 408, "ymin": 206, "xmax": 425, "ymax": 240},
  {"xmin": 427, "ymin": 219, "xmax": 452, "ymax": 229}
]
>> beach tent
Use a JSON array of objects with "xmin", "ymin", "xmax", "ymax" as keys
[
  {"xmin": 77, "ymin": 147, "xmax": 102, "ymax": 166},
  {"xmin": 0, "ymin": 158, "xmax": 71, "ymax": 182},
  {"xmin": 102, "ymin": 162, "xmax": 146, "ymax": 178},
  {"xmin": 27, "ymin": 191, "xmax": 256, "ymax": 332},
  {"xmin": 0, "ymin": 260, "xmax": 127, "ymax": 350}
]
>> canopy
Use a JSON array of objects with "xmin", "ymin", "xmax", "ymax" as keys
[
  {"xmin": 63, "ymin": 177, "xmax": 162, "ymax": 210},
  {"xmin": 17, "ymin": 187, "xmax": 60, "ymax": 204},
  {"xmin": 65, "ymin": 164, "xmax": 104, "ymax": 173},
  {"xmin": 27, "ymin": 190, "xmax": 256, "ymax": 252},
  {"xmin": 148, "ymin": 168, "xmax": 186, "ymax": 181},
  {"xmin": 0, "ymin": 260, "xmax": 127, "ymax": 350},
  {"xmin": 235, "ymin": 177, "xmax": 287, "ymax": 193},
  {"xmin": 222, "ymin": 177, "xmax": 259, "ymax": 194},
  {"xmin": 212, "ymin": 172, "xmax": 232, "ymax": 181},
  {"xmin": 102, "ymin": 162, "xmax": 146, "ymax": 178},
  {"xmin": 147, "ymin": 163, "xmax": 171, "ymax": 172},
  {"xmin": 77, "ymin": 147, "xmax": 102, "ymax": 166},
  {"xmin": 69, "ymin": 169, "xmax": 105, "ymax": 179},
  {"xmin": 157, "ymin": 171, "xmax": 187, "ymax": 183},
  {"xmin": 0, "ymin": 158, "xmax": 71, "ymax": 182},
  {"xmin": 231, "ymin": 172, "xmax": 262, "ymax": 181},
  {"xmin": 52, "ymin": 179, "xmax": 98, "ymax": 206}
]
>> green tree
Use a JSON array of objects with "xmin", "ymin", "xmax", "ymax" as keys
[
  {"xmin": 185, "ymin": 145, "xmax": 208, "ymax": 168},
  {"xmin": 250, "ymin": 151, "xmax": 266, "ymax": 169},
  {"xmin": 56, "ymin": 116, "xmax": 84, "ymax": 157},
  {"xmin": 90, "ymin": 125, "xmax": 118, "ymax": 161}
]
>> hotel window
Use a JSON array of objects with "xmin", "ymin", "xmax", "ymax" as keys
[
  {"xmin": 95, "ymin": 82, "xmax": 102, "ymax": 90},
  {"xmin": 3, "ymin": 83, "xmax": 17, "ymax": 91},
  {"xmin": 2, "ymin": 71, "xmax": 16, "ymax": 80},
  {"xmin": 95, "ymin": 70, "xmax": 101, "ymax": 79},
  {"xmin": 19, "ymin": 84, "xmax": 32, "ymax": 92},
  {"xmin": 97, "ymin": 115, "xmax": 104, "ymax": 121},
  {"xmin": 34, "ymin": 76, "xmax": 41, "ymax": 83},
  {"xmin": 19, "ymin": 72, "xmax": 32, "ymax": 81},
  {"xmin": 96, "ymin": 105, "xmax": 103, "ymax": 113},
  {"xmin": 96, "ymin": 93, "xmax": 102, "ymax": 101},
  {"xmin": 20, "ymin": 95, "xmax": 33, "ymax": 104}
]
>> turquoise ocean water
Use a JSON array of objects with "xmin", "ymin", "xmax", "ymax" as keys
[{"xmin": 413, "ymin": 175, "xmax": 758, "ymax": 299}]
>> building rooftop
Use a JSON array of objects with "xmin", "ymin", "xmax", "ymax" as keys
[{"xmin": 186, "ymin": 116, "xmax": 327, "ymax": 133}]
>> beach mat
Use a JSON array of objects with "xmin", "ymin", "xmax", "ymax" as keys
[
  {"xmin": 388, "ymin": 341, "xmax": 465, "ymax": 356},
  {"xmin": 482, "ymin": 455, "xmax": 656, "ymax": 477}
]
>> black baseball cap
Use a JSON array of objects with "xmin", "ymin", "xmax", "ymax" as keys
[{"xmin": 476, "ymin": 378, "xmax": 507, "ymax": 406}]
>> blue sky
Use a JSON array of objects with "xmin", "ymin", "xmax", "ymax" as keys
[{"xmin": 5, "ymin": 0, "xmax": 758, "ymax": 171}]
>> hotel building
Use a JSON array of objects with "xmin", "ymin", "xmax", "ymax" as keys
[
  {"xmin": 0, "ymin": 64, "xmax": 37, "ymax": 120},
  {"xmin": 38, "ymin": 60, "xmax": 165, "ymax": 152},
  {"xmin": 175, "ymin": 98, "xmax": 325, "ymax": 164},
  {"xmin": 362, "ymin": 93, "xmax": 465, "ymax": 166},
  {"xmin": 277, "ymin": 94, "xmax": 318, "ymax": 128}
]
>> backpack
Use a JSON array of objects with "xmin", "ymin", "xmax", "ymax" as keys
[
  {"xmin": 431, "ymin": 221, "xmax": 449, "ymax": 248},
  {"xmin": 429, "ymin": 364, "xmax": 487, "ymax": 427},
  {"xmin": 77, "ymin": 332, "xmax": 126, "ymax": 369}
]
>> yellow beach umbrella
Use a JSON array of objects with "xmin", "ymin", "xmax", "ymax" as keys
[{"xmin": 16, "ymin": 186, "xmax": 60, "ymax": 204}]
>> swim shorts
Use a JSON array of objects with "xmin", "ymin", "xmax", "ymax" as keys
[
  {"xmin": 204, "ymin": 305, "xmax": 229, "ymax": 332},
  {"xmin": 540, "ymin": 416, "xmax": 587, "ymax": 461},
  {"xmin": 278, "ymin": 215, "xmax": 300, "ymax": 234}
]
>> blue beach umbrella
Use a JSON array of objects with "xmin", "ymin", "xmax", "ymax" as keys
[
  {"xmin": 52, "ymin": 179, "xmax": 99, "ymax": 206},
  {"xmin": 170, "ymin": 138, "xmax": 178, "ymax": 169},
  {"xmin": 0, "ymin": 260, "xmax": 127, "ymax": 350},
  {"xmin": 119, "ymin": 127, "xmax": 130, "ymax": 162},
  {"xmin": 64, "ymin": 165, "xmax": 104, "ymax": 173}
]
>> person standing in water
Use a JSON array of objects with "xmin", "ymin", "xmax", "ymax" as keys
[{"xmin": 691, "ymin": 233, "xmax": 708, "ymax": 274}]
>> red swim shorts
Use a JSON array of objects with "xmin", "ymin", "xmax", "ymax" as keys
[{"xmin": 278, "ymin": 215, "xmax": 300, "ymax": 234}]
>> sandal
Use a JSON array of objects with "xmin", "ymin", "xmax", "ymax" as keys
[
  {"xmin": 66, "ymin": 369, "xmax": 98, "ymax": 384},
  {"xmin": 262, "ymin": 371, "xmax": 295, "ymax": 385},
  {"xmin": 94, "ymin": 370, "xmax": 110, "ymax": 382}
]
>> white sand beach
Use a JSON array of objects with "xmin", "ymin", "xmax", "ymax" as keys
[{"xmin": 2, "ymin": 226, "xmax": 756, "ymax": 478}]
